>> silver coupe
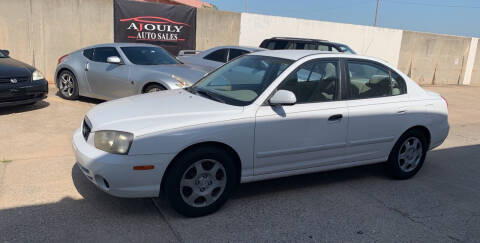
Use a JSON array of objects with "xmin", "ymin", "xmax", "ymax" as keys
[{"xmin": 55, "ymin": 43, "xmax": 207, "ymax": 100}]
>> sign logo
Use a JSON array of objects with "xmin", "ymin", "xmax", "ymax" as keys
[
  {"xmin": 120, "ymin": 16, "xmax": 189, "ymax": 42},
  {"xmin": 10, "ymin": 78, "xmax": 17, "ymax": 84}
]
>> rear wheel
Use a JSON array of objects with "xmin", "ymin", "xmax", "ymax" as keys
[
  {"xmin": 163, "ymin": 146, "xmax": 237, "ymax": 217},
  {"xmin": 143, "ymin": 83, "xmax": 166, "ymax": 93},
  {"xmin": 57, "ymin": 70, "xmax": 79, "ymax": 100},
  {"xmin": 387, "ymin": 129, "xmax": 428, "ymax": 179}
]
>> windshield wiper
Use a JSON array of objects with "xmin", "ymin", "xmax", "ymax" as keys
[{"xmin": 195, "ymin": 88, "xmax": 226, "ymax": 103}]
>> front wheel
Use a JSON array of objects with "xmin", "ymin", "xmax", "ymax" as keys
[
  {"xmin": 163, "ymin": 146, "xmax": 238, "ymax": 217},
  {"xmin": 387, "ymin": 129, "xmax": 428, "ymax": 179},
  {"xmin": 143, "ymin": 83, "xmax": 166, "ymax": 93}
]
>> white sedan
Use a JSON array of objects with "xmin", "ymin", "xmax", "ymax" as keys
[{"xmin": 73, "ymin": 50, "xmax": 449, "ymax": 217}]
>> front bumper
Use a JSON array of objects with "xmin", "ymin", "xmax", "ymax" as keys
[
  {"xmin": 0, "ymin": 79, "xmax": 48, "ymax": 107},
  {"xmin": 72, "ymin": 128, "xmax": 175, "ymax": 198}
]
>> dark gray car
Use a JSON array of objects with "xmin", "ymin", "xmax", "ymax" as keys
[{"xmin": 54, "ymin": 43, "xmax": 207, "ymax": 100}]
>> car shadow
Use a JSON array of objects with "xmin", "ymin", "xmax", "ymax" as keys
[
  {"xmin": 54, "ymin": 90, "xmax": 103, "ymax": 105},
  {"xmin": 0, "ymin": 100, "xmax": 49, "ymax": 115}
]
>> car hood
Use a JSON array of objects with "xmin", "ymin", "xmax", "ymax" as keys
[
  {"xmin": 138, "ymin": 64, "xmax": 207, "ymax": 84},
  {"xmin": 86, "ymin": 89, "xmax": 244, "ymax": 136},
  {"xmin": 0, "ymin": 58, "xmax": 34, "ymax": 78}
]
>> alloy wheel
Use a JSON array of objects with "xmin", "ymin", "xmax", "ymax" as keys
[
  {"xmin": 398, "ymin": 137, "xmax": 423, "ymax": 173},
  {"xmin": 180, "ymin": 159, "xmax": 227, "ymax": 207},
  {"xmin": 59, "ymin": 73, "xmax": 74, "ymax": 97}
]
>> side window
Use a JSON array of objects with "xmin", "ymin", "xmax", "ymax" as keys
[
  {"xmin": 83, "ymin": 48, "xmax": 94, "ymax": 60},
  {"xmin": 204, "ymin": 49, "xmax": 228, "ymax": 62},
  {"xmin": 347, "ymin": 61, "xmax": 392, "ymax": 99},
  {"xmin": 292, "ymin": 42, "xmax": 316, "ymax": 50},
  {"xmin": 228, "ymin": 49, "xmax": 249, "ymax": 61},
  {"xmin": 92, "ymin": 47, "xmax": 120, "ymax": 63},
  {"xmin": 278, "ymin": 60, "xmax": 339, "ymax": 103},
  {"xmin": 391, "ymin": 70, "xmax": 407, "ymax": 95},
  {"xmin": 317, "ymin": 44, "xmax": 330, "ymax": 51}
]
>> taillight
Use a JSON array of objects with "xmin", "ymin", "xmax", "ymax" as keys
[
  {"xmin": 58, "ymin": 54, "xmax": 68, "ymax": 64},
  {"xmin": 441, "ymin": 95, "xmax": 448, "ymax": 108}
]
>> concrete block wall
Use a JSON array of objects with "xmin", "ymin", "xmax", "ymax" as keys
[
  {"xmin": 238, "ymin": 13, "xmax": 403, "ymax": 67},
  {"xmin": 397, "ymin": 31, "xmax": 472, "ymax": 85},
  {"xmin": 469, "ymin": 39, "xmax": 480, "ymax": 85},
  {"xmin": 1, "ymin": 0, "xmax": 479, "ymax": 86},
  {"xmin": 195, "ymin": 8, "xmax": 241, "ymax": 50},
  {"xmin": 0, "ymin": 0, "xmax": 114, "ymax": 83}
]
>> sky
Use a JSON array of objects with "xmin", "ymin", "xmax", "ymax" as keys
[{"xmin": 206, "ymin": 0, "xmax": 480, "ymax": 37}]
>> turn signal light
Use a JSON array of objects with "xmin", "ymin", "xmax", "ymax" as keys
[{"xmin": 133, "ymin": 165, "xmax": 155, "ymax": 170}]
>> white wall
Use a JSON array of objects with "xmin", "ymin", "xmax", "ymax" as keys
[{"xmin": 239, "ymin": 13, "xmax": 403, "ymax": 67}]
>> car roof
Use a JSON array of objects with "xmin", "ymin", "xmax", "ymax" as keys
[
  {"xmin": 250, "ymin": 50, "xmax": 389, "ymax": 64},
  {"xmin": 265, "ymin": 37, "xmax": 330, "ymax": 43},
  {"xmin": 206, "ymin": 45, "xmax": 266, "ymax": 52},
  {"xmin": 83, "ymin": 43, "xmax": 158, "ymax": 49}
]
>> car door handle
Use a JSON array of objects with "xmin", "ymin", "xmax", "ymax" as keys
[
  {"xmin": 397, "ymin": 110, "xmax": 407, "ymax": 115},
  {"xmin": 328, "ymin": 114, "xmax": 343, "ymax": 121},
  {"xmin": 85, "ymin": 63, "xmax": 90, "ymax": 71}
]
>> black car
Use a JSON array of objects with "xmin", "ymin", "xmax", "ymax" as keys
[
  {"xmin": 0, "ymin": 49, "xmax": 48, "ymax": 107},
  {"xmin": 260, "ymin": 37, "xmax": 356, "ymax": 54}
]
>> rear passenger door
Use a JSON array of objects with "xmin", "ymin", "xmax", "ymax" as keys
[{"xmin": 343, "ymin": 59, "xmax": 409, "ymax": 162}]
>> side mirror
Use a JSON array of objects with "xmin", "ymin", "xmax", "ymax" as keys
[
  {"xmin": 106, "ymin": 56, "xmax": 122, "ymax": 64},
  {"xmin": 0, "ymin": 49, "xmax": 9, "ymax": 56},
  {"xmin": 269, "ymin": 90, "xmax": 296, "ymax": 106}
]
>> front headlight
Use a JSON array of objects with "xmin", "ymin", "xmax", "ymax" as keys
[
  {"xmin": 32, "ymin": 70, "xmax": 44, "ymax": 81},
  {"xmin": 171, "ymin": 74, "xmax": 192, "ymax": 88},
  {"xmin": 94, "ymin": 130, "xmax": 133, "ymax": 155}
]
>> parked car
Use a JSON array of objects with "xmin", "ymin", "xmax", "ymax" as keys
[
  {"xmin": 0, "ymin": 49, "xmax": 48, "ymax": 107},
  {"xmin": 177, "ymin": 46, "xmax": 266, "ymax": 73},
  {"xmin": 260, "ymin": 37, "xmax": 356, "ymax": 54},
  {"xmin": 73, "ymin": 50, "xmax": 449, "ymax": 217},
  {"xmin": 55, "ymin": 43, "xmax": 207, "ymax": 100}
]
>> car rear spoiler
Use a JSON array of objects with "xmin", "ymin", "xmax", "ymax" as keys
[{"xmin": 178, "ymin": 50, "xmax": 200, "ymax": 56}]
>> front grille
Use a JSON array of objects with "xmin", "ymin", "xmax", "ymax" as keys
[
  {"xmin": 82, "ymin": 118, "xmax": 91, "ymax": 141},
  {"xmin": 0, "ymin": 77, "xmax": 30, "ymax": 84}
]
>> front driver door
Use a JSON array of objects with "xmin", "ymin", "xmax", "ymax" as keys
[
  {"xmin": 85, "ymin": 47, "xmax": 133, "ymax": 99},
  {"xmin": 254, "ymin": 59, "xmax": 348, "ymax": 175}
]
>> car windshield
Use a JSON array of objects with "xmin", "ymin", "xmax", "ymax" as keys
[
  {"xmin": 189, "ymin": 55, "xmax": 293, "ymax": 106},
  {"xmin": 0, "ymin": 51, "xmax": 6, "ymax": 58},
  {"xmin": 120, "ymin": 46, "xmax": 179, "ymax": 65}
]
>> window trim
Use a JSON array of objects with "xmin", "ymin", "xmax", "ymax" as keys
[
  {"xmin": 343, "ymin": 58, "xmax": 405, "ymax": 101},
  {"xmin": 389, "ymin": 68, "xmax": 408, "ymax": 95},
  {"xmin": 266, "ymin": 58, "xmax": 343, "ymax": 105}
]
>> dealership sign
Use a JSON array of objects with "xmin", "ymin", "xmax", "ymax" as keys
[{"xmin": 114, "ymin": 0, "xmax": 196, "ymax": 55}]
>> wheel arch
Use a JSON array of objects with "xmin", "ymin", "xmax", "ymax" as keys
[
  {"xmin": 159, "ymin": 141, "xmax": 242, "ymax": 195},
  {"xmin": 401, "ymin": 125, "xmax": 431, "ymax": 148},
  {"xmin": 141, "ymin": 81, "xmax": 168, "ymax": 93},
  {"xmin": 55, "ymin": 67, "xmax": 76, "ymax": 87}
]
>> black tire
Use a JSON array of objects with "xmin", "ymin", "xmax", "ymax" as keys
[
  {"xmin": 57, "ymin": 70, "xmax": 79, "ymax": 100},
  {"xmin": 387, "ymin": 129, "xmax": 428, "ymax": 179},
  {"xmin": 163, "ymin": 146, "xmax": 238, "ymax": 217},
  {"xmin": 143, "ymin": 83, "xmax": 166, "ymax": 93}
]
